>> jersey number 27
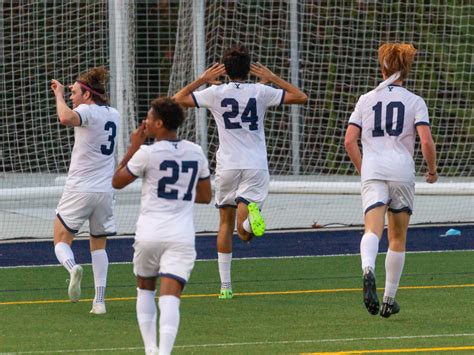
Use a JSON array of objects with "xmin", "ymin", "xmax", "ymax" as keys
[{"xmin": 158, "ymin": 160, "xmax": 198, "ymax": 201}]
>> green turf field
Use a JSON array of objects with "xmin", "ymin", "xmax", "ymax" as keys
[{"xmin": 1, "ymin": 251, "xmax": 473, "ymax": 354}]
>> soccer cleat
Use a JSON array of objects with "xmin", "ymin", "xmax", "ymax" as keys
[
  {"xmin": 68, "ymin": 264, "xmax": 83, "ymax": 303},
  {"xmin": 380, "ymin": 298, "xmax": 400, "ymax": 318},
  {"xmin": 362, "ymin": 268, "xmax": 380, "ymax": 315},
  {"xmin": 219, "ymin": 288, "xmax": 233, "ymax": 300},
  {"xmin": 90, "ymin": 302, "xmax": 106, "ymax": 315},
  {"xmin": 247, "ymin": 202, "xmax": 265, "ymax": 237}
]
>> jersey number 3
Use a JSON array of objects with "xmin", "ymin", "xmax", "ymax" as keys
[
  {"xmin": 101, "ymin": 121, "xmax": 117, "ymax": 155},
  {"xmin": 221, "ymin": 98, "xmax": 258, "ymax": 130},
  {"xmin": 372, "ymin": 101, "xmax": 405, "ymax": 137},
  {"xmin": 158, "ymin": 160, "xmax": 198, "ymax": 201}
]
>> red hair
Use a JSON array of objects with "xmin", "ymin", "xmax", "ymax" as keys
[{"xmin": 378, "ymin": 43, "xmax": 417, "ymax": 82}]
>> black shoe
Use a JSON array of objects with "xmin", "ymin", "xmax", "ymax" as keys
[
  {"xmin": 363, "ymin": 269, "xmax": 379, "ymax": 315},
  {"xmin": 380, "ymin": 298, "xmax": 400, "ymax": 318}
]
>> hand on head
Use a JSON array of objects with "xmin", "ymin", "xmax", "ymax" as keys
[
  {"xmin": 250, "ymin": 62, "xmax": 274, "ymax": 84},
  {"xmin": 200, "ymin": 63, "xmax": 226, "ymax": 85}
]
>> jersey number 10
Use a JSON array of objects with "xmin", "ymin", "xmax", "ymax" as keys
[{"xmin": 372, "ymin": 101, "xmax": 405, "ymax": 137}]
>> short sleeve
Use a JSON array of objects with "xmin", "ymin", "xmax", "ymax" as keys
[
  {"xmin": 198, "ymin": 147, "xmax": 210, "ymax": 180},
  {"xmin": 260, "ymin": 84, "xmax": 285, "ymax": 107},
  {"xmin": 414, "ymin": 97, "xmax": 430, "ymax": 127},
  {"xmin": 127, "ymin": 146, "xmax": 149, "ymax": 178},
  {"xmin": 348, "ymin": 95, "xmax": 364, "ymax": 129},
  {"xmin": 192, "ymin": 86, "xmax": 217, "ymax": 109},
  {"xmin": 73, "ymin": 104, "xmax": 92, "ymax": 127}
]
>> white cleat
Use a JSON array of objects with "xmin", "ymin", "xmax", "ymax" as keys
[
  {"xmin": 90, "ymin": 302, "xmax": 106, "ymax": 315},
  {"xmin": 146, "ymin": 346, "xmax": 159, "ymax": 355},
  {"xmin": 68, "ymin": 265, "xmax": 83, "ymax": 302}
]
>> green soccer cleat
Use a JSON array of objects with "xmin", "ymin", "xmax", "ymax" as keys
[
  {"xmin": 247, "ymin": 202, "xmax": 265, "ymax": 237},
  {"xmin": 219, "ymin": 288, "xmax": 233, "ymax": 300}
]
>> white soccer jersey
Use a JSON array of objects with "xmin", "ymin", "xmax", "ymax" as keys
[
  {"xmin": 64, "ymin": 104, "xmax": 120, "ymax": 192},
  {"xmin": 127, "ymin": 139, "xmax": 210, "ymax": 244},
  {"xmin": 192, "ymin": 82, "xmax": 285, "ymax": 170},
  {"xmin": 349, "ymin": 85, "xmax": 430, "ymax": 183}
]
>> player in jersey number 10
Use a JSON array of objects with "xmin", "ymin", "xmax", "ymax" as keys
[{"xmin": 173, "ymin": 44, "xmax": 307, "ymax": 300}]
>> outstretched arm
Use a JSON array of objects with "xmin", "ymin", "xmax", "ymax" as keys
[
  {"xmin": 416, "ymin": 125, "xmax": 438, "ymax": 183},
  {"xmin": 250, "ymin": 62, "xmax": 307, "ymax": 105},
  {"xmin": 344, "ymin": 124, "xmax": 362, "ymax": 174},
  {"xmin": 51, "ymin": 79, "xmax": 81, "ymax": 126},
  {"xmin": 173, "ymin": 63, "xmax": 226, "ymax": 107}
]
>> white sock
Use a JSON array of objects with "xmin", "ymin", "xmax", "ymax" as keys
[
  {"xmin": 54, "ymin": 242, "xmax": 76, "ymax": 272},
  {"xmin": 360, "ymin": 232, "xmax": 379, "ymax": 272},
  {"xmin": 137, "ymin": 288, "xmax": 157, "ymax": 353},
  {"xmin": 243, "ymin": 218, "xmax": 252, "ymax": 233},
  {"xmin": 218, "ymin": 252, "xmax": 232, "ymax": 289},
  {"xmin": 159, "ymin": 295, "xmax": 180, "ymax": 355},
  {"xmin": 384, "ymin": 248, "xmax": 406, "ymax": 299},
  {"xmin": 91, "ymin": 249, "xmax": 108, "ymax": 304}
]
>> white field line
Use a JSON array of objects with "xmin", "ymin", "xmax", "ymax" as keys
[{"xmin": 4, "ymin": 332, "xmax": 474, "ymax": 354}]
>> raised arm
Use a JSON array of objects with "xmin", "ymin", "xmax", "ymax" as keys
[
  {"xmin": 416, "ymin": 125, "xmax": 438, "ymax": 183},
  {"xmin": 51, "ymin": 79, "xmax": 81, "ymax": 126},
  {"xmin": 344, "ymin": 124, "xmax": 362, "ymax": 175},
  {"xmin": 172, "ymin": 63, "xmax": 226, "ymax": 107},
  {"xmin": 250, "ymin": 62, "xmax": 307, "ymax": 104},
  {"xmin": 112, "ymin": 121, "xmax": 147, "ymax": 189}
]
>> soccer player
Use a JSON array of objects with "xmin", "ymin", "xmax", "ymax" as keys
[
  {"xmin": 112, "ymin": 98, "xmax": 211, "ymax": 355},
  {"xmin": 50, "ymin": 66, "xmax": 120, "ymax": 314},
  {"xmin": 344, "ymin": 43, "xmax": 438, "ymax": 318},
  {"xmin": 173, "ymin": 44, "xmax": 307, "ymax": 299}
]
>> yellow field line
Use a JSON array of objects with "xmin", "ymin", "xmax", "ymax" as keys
[
  {"xmin": 2, "ymin": 283, "xmax": 473, "ymax": 306},
  {"xmin": 304, "ymin": 345, "xmax": 474, "ymax": 354}
]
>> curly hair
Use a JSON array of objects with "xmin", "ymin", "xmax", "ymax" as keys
[
  {"xmin": 76, "ymin": 66, "xmax": 109, "ymax": 105},
  {"xmin": 222, "ymin": 43, "xmax": 251, "ymax": 80},
  {"xmin": 150, "ymin": 97, "xmax": 185, "ymax": 131},
  {"xmin": 378, "ymin": 43, "xmax": 417, "ymax": 82}
]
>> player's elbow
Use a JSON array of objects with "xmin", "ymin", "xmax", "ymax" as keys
[
  {"xmin": 344, "ymin": 137, "xmax": 356, "ymax": 152},
  {"xmin": 298, "ymin": 93, "xmax": 308, "ymax": 104},
  {"xmin": 58, "ymin": 115, "xmax": 72, "ymax": 126},
  {"xmin": 112, "ymin": 176, "xmax": 125, "ymax": 189}
]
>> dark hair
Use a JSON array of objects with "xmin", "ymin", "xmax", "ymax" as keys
[
  {"xmin": 150, "ymin": 97, "xmax": 185, "ymax": 131},
  {"xmin": 222, "ymin": 44, "xmax": 251, "ymax": 80},
  {"xmin": 76, "ymin": 66, "xmax": 109, "ymax": 105}
]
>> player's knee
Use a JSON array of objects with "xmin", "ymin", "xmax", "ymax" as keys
[{"xmin": 237, "ymin": 226, "xmax": 251, "ymax": 242}]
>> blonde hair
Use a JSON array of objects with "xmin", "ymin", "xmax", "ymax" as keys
[{"xmin": 378, "ymin": 43, "xmax": 417, "ymax": 82}]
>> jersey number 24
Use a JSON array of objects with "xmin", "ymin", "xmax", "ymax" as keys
[{"xmin": 221, "ymin": 98, "xmax": 258, "ymax": 131}]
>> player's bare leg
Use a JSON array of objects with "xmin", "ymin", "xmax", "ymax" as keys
[
  {"xmin": 53, "ymin": 217, "xmax": 83, "ymax": 302},
  {"xmin": 380, "ymin": 211, "xmax": 410, "ymax": 318},
  {"xmin": 89, "ymin": 237, "xmax": 108, "ymax": 314},
  {"xmin": 361, "ymin": 205, "xmax": 386, "ymax": 315},
  {"xmin": 217, "ymin": 207, "xmax": 235, "ymax": 299}
]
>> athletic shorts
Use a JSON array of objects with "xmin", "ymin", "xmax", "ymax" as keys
[
  {"xmin": 56, "ymin": 191, "xmax": 116, "ymax": 237},
  {"xmin": 133, "ymin": 240, "xmax": 196, "ymax": 286},
  {"xmin": 214, "ymin": 169, "xmax": 270, "ymax": 208},
  {"xmin": 361, "ymin": 180, "xmax": 415, "ymax": 215}
]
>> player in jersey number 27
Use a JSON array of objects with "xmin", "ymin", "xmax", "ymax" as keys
[
  {"xmin": 345, "ymin": 43, "xmax": 438, "ymax": 318},
  {"xmin": 113, "ymin": 97, "xmax": 212, "ymax": 355}
]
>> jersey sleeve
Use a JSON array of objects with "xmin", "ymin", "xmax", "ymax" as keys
[
  {"xmin": 126, "ymin": 146, "xmax": 149, "ymax": 178},
  {"xmin": 191, "ymin": 86, "xmax": 216, "ymax": 109},
  {"xmin": 348, "ymin": 95, "xmax": 364, "ymax": 129},
  {"xmin": 198, "ymin": 147, "xmax": 210, "ymax": 180},
  {"xmin": 260, "ymin": 84, "xmax": 285, "ymax": 107},
  {"xmin": 73, "ymin": 104, "xmax": 92, "ymax": 127},
  {"xmin": 414, "ymin": 97, "xmax": 430, "ymax": 126}
]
